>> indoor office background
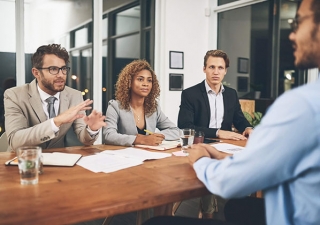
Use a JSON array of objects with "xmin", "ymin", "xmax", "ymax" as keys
[{"xmin": 0, "ymin": 0, "xmax": 317, "ymax": 139}]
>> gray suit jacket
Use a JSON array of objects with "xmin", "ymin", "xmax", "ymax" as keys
[
  {"xmin": 104, "ymin": 100, "xmax": 180, "ymax": 146},
  {"xmin": 4, "ymin": 79, "xmax": 98, "ymax": 152}
]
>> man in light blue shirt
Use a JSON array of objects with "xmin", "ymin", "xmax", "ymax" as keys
[{"xmin": 143, "ymin": 0, "xmax": 320, "ymax": 224}]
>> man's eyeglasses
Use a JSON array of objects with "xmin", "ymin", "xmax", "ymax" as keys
[
  {"xmin": 290, "ymin": 14, "xmax": 313, "ymax": 32},
  {"xmin": 37, "ymin": 66, "xmax": 70, "ymax": 75}
]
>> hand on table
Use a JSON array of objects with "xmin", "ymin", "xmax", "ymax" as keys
[
  {"xmin": 242, "ymin": 127, "xmax": 253, "ymax": 137},
  {"xmin": 217, "ymin": 130, "xmax": 247, "ymax": 140},
  {"xmin": 134, "ymin": 133, "xmax": 165, "ymax": 146},
  {"xmin": 187, "ymin": 143, "xmax": 231, "ymax": 165}
]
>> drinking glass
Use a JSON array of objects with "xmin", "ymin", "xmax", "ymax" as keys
[
  {"xmin": 179, "ymin": 129, "xmax": 195, "ymax": 151},
  {"xmin": 193, "ymin": 130, "xmax": 205, "ymax": 144},
  {"xmin": 17, "ymin": 146, "xmax": 41, "ymax": 185}
]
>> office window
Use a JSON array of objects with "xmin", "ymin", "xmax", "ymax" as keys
[
  {"xmin": 75, "ymin": 27, "xmax": 88, "ymax": 47},
  {"xmin": 218, "ymin": 0, "xmax": 239, "ymax": 6},
  {"xmin": 218, "ymin": 2, "xmax": 270, "ymax": 99},
  {"xmin": 102, "ymin": 17, "xmax": 108, "ymax": 39},
  {"xmin": 115, "ymin": 6, "xmax": 140, "ymax": 36}
]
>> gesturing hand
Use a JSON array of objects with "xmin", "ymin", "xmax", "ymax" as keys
[
  {"xmin": 53, "ymin": 99, "xmax": 93, "ymax": 127},
  {"xmin": 84, "ymin": 110, "xmax": 107, "ymax": 131}
]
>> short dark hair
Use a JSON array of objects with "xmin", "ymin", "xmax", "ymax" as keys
[
  {"xmin": 31, "ymin": 44, "xmax": 69, "ymax": 68},
  {"xmin": 311, "ymin": 0, "xmax": 320, "ymax": 24},
  {"xmin": 203, "ymin": 50, "xmax": 230, "ymax": 68}
]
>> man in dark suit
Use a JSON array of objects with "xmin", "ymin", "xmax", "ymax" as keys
[
  {"xmin": 178, "ymin": 50, "xmax": 253, "ymax": 218},
  {"xmin": 178, "ymin": 49, "xmax": 252, "ymax": 140}
]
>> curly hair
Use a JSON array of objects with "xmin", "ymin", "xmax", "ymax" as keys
[
  {"xmin": 31, "ymin": 44, "xmax": 69, "ymax": 68},
  {"xmin": 203, "ymin": 50, "xmax": 230, "ymax": 68},
  {"xmin": 115, "ymin": 59, "xmax": 160, "ymax": 116}
]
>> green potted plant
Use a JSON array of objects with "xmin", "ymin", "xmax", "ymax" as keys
[{"xmin": 243, "ymin": 111, "xmax": 263, "ymax": 127}]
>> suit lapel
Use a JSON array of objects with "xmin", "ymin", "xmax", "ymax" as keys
[
  {"xmin": 59, "ymin": 89, "xmax": 70, "ymax": 116},
  {"xmin": 200, "ymin": 81, "xmax": 211, "ymax": 120},
  {"xmin": 222, "ymin": 88, "xmax": 229, "ymax": 116},
  {"xmin": 28, "ymin": 79, "xmax": 47, "ymax": 123},
  {"xmin": 57, "ymin": 89, "xmax": 70, "ymax": 135}
]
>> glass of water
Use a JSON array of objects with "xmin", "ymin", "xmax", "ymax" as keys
[
  {"xmin": 180, "ymin": 129, "xmax": 195, "ymax": 152},
  {"xmin": 17, "ymin": 146, "xmax": 41, "ymax": 185}
]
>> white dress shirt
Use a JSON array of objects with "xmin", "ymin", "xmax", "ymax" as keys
[{"xmin": 205, "ymin": 80, "xmax": 225, "ymax": 129}]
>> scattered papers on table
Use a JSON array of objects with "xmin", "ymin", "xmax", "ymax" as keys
[
  {"xmin": 77, "ymin": 148, "xmax": 172, "ymax": 173},
  {"xmin": 172, "ymin": 150, "xmax": 189, "ymax": 157},
  {"xmin": 135, "ymin": 140, "xmax": 180, "ymax": 150},
  {"xmin": 211, "ymin": 143, "xmax": 244, "ymax": 154}
]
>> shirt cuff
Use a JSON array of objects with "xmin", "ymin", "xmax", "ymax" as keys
[
  {"xmin": 86, "ymin": 126, "xmax": 99, "ymax": 137},
  {"xmin": 216, "ymin": 129, "xmax": 220, "ymax": 137},
  {"xmin": 50, "ymin": 118, "xmax": 60, "ymax": 133}
]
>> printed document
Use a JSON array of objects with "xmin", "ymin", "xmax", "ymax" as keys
[
  {"xmin": 77, "ymin": 148, "xmax": 171, "ymax": 173},
  {"xmin": 211, "ymin": 143, "xmax": 244, "ymax": 154}
]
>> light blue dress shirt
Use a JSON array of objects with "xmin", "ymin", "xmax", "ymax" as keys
[{"xmin": 194, "ymin": 78, "xmax": 320, "ymax": 225}]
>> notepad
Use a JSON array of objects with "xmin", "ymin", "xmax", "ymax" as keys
[
  {"xmin": 135, "ymin": 140, "xmax": 181, "ymax": 151},
  {"xmin": 5, "ymin": 152, "xmax": 82, "ymax": 167}
]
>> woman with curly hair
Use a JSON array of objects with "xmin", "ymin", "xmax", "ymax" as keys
[{"xmin": 104, "ymin": 59, "xmax": 179, "ymax": 146}]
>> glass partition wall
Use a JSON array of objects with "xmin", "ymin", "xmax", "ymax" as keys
[
  {"xmin": 217, "ymin": 0, "xmax": 304, "ymax": 110},
  {"xmin": 0, "ymin": 0, "xmax": 155, "ymax": 136}
]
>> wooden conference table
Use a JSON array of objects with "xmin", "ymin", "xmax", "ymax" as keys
[{"xmin": 0, "ymin": 140, "xmax": 246, "ymax": 225}]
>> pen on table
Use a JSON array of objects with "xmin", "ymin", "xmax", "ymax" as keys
[{"xmin": 144, "ymin": 129, "xmax": 154, "ymax": 135}]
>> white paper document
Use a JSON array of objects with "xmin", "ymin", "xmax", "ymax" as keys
[
  {"xmin": 211, "ymin": 143, "xmax": 245, "ymax": 154},
  {"xmin": 135, "ymin": 140, "xmax": 180, "ymax": 151},
  {"xmin": 77, "ymin": 148, "xmax": 172, "ymax": 173}
]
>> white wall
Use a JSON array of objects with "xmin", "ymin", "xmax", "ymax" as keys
[
  {"xmin": 155, "ymin": 0, "xmax": 211, "ymax": 125},
  {"xmin": 0, "ymin": 1, "xmax": 16, "ymax": 52}
]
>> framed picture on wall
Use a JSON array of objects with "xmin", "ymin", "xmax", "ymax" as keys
[
  {"xmin": 169, "ymin": 73, "xmax": 183, "ymax": 91},
  {"xmin": 169, "ymin": 51, "xmax": 184, "ymax": 69},
  {"xmin": 238, "ymin": 57, "xmax": 249, "ymax": 73},
  {"xmin": 237, "ymin": 76, "xmax": 248, "ymax": 92}
]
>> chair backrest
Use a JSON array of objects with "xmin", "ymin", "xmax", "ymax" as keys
[{"xmin": 0, "ymin": 132, "xmax": 8, "ymax": 152}]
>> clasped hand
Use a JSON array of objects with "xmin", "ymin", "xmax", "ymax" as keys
[{"xmin": 187, "ymin": 144, "xmax": 231, "ymax": 165}]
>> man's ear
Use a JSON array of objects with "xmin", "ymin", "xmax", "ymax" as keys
[
  {"xmin": 32, "ymin": 68, "xmax": 40, "ymax": 79},
  {"xmin": 203, "ymin": 66, "xmax": 206, "ymax": 72}
]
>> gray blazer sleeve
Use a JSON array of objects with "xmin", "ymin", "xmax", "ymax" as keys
[{"xmin": 103, "ymin": 100, "xmax": 180, "ymax": 146}]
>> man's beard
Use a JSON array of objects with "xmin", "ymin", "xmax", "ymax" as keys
[
  {"xmin": 295, "ymin": 26, "xmax": 320, "ymax": 69},
  {"xmin": 295, "ymin": 51, "xmax": 319, "ymax": 70},
  {"xmin": 40, "ymin": 73, "xmax": 65, "ymax": 93}
]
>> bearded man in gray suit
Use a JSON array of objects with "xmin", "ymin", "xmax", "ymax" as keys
[{"xmin": 4, "ymin": 44, "xmax": 106, "ymax": 152}]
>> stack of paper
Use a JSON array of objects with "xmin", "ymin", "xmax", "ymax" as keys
[
  {"xmin": 211, "ymin": 143, "xmax": 244, "ymax": 154},
  {"xmin": 77, "ymin": 148, "xmax": 172, "ymax": 173}
]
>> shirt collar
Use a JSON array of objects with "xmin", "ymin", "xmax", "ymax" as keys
[
  {"xmin": 204, "ymin": 80, "xmax": 225, "ymax": 94},
  {"xmin": 37, "ymin": 84, "xmax": 60, "ymax": 103}
]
